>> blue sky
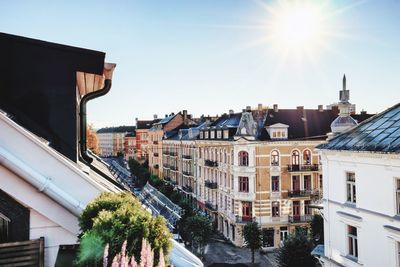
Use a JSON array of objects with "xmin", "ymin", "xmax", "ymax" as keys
[{"xmin": 1, "ymin": 0, "xmax": 399, "ymax": 127}]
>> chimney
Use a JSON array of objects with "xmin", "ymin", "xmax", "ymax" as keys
[
  {"xmin": 297, "ymin": 106, "xmax": 304, "ymax": 111},
  {"xmin": 153, "ymin": 114, "xmax": 158, "ymax": 119},
  {"xmin": 183, "ymin": 110, "xmax": 188, "ymax": 124},
  {"xmin": 165, "ymin": 114, "xmax": 168, "ymax": 118},
  {"xmin": 246, "ymin": 106, "xmax": 251, "ymax": 112},
  {"xmin": 229, "ymin": 109, "xmax": 234, "ymax": 115},
  {"xmin": 273, "ymin": 104, "xmax": 278, "ymax": 112},
  {"xmin": 361, "ymin": 110, "xmax": 367, "ymax": 115},
  {"xmin": 258, "ymin": 103, "xmax": 263, "ymax": 110},
  {"xmin": 318, "ymin": 105, "xmax": 323, "ymax": 112}
]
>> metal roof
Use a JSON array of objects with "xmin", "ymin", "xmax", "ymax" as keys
[{"xmin": 318, "ymin": 103, "xmax": 400, "ymax": 153}]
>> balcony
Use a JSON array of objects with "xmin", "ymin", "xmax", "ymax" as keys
[
  {"xmin": 163, "ymin": 151, "xmax": 169, "ymax": 155},
  {"xmin": 182, "ymin": 185, "xmax": 193, "ymax": 193},
  {"xmin": 162, "ymin": 164, "xmax": 170, "ymax": 169},
  {"xmin": 164, "ymin": 176, "xmax": 171, "ymax": 181},
  {"xmin": 235, "ymin": 216, "xmax": 255, "ymax": 224},
  {"xmin": 288, "ymin": 189, "xmax": 318, "ymax": 198},
  {"xmin": 205, "ymin": 180, "xmax": 218, "ymax": 189},
  {"xmin": 170, "ymin": 165, "xmax": 178, "ymax": 171},
  {"xmin": 183, "ymin": 171, "xmax": 193, "ymax": 177},
  {"xmin": 170, "ymin": 151, "xmax": 177, "ymax": 157},
  {"xmin": 205, "ymin": 201, "xmax": 218, "ymax": 211},
  {"xmin": 182, "ymin": 155, "xmax": 192, "ymax": 160},
  {"xmin": 204, "ymin": 159, "xmax": 218, "ymax": 167},
  {"xmin": 287, "ymin": 164, "xmax": 319, "ymax": 172},
  {"xmin": 288, "ymin": 214, "xmax": 313, "ymax": 223}
]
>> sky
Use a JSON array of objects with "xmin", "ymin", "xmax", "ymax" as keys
[{"xmin": 1, "ymin": 0, "xmax": 399, "ymax": 128}]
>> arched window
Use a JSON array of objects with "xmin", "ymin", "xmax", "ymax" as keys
[
  {"xmin": 271, "ymin": 150, "xmax": 279, "ymax": 166},
  {"xmin": 238, "ymin": 151, "xmax": 249, "ymax": 166},
  {"xmin": 292, "ymin": 150, "xmax": 300, "ymax": 166},
  {"xmin": 303, "ymin": 150, "xmax": 311, "ymax": 165}
]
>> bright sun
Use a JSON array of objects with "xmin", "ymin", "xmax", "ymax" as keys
[{"xmin": 265, "ymin": 1, "xmax": 329, "ymax": 61}]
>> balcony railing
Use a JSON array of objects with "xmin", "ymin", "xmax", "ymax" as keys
[
  {"xmin": 154, "ymin": 152, "xmax": 159, "ymax": 157},
  {"xmin": 205, "ymin": 201, "xmax": 218, "ymax": 211},
  {"xmin": 170, "ymin": 165, "xmax": 178, "ymax": 171},
  {"xmin": 163, "ymin": 151, "xmax": 169, "ymax": 155},
  {"xmin": 182, "ymin": 155, "xmax": 192, "ymax": 160},
  {"xmin": 236, "ymin": 216, "xmax": 255, "ymax": 224},
  {"xmin": 182, "ymin": 185, "xmax": 193, "ymax": 193},
  {"xmin": 164, "ymin": 177, "xmax": 171, "ymax": 181},
  {"xmin": 288, "ymin": 189, "xmax": 319, "ymax": 197},
  {"xmin": 287, "ymin": 164, "xmax": 319, "ymax": 172},
  {"xmin": 204, "ymin": 159, "xmax": 218, "ymax": 167},
  {"xmin": 162, "ymin": 164, "xmax": 170, "ymax": 169},
  {"xmin": 288, "ymin": 215, "xmax": 313, "ymax": 223},
  {"xmin": 170, "ymin": 152, "xmax": 177, "ymax": 157},
  {"xmin": 205, "ymin": 180, "xmax": 218, "ymax": 189},
  {"xmin": 183, "ymin": 171, "xmax": 193, "ymax": 177}
]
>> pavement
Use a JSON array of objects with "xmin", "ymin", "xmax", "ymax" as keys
[{"xmin": 202, "ymin": 239, "xmax": 278, "ymax": 267}]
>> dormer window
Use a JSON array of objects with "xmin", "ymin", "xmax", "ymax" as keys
[
  {"xmin": 217, "ymin": 130, "xmax": 222, "ymax": 139},
  {"xmin": 205, "ymin": 131, "xmax": 209, "ymax": 139},
  {"xmin": 200, "ymin": 131, "xmax": 204, "ymax": 139},
  {"xmin": 266, "ymin": 123, "xmax": 289, "ymax": 140},
  {"xmin": 223, "ymin": 130, "xmax": 229, "ymax": 139},
  {"xmin": 210, "ymin": 130, "xmax": 215, "ymax": 139}
]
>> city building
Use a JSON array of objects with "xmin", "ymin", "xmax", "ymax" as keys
[
  {"xmin": 314, "ymin": 103, "xmax": 400, "ymax": 267},
  {"xmin": 97, "ymin": 126, "xmax": 135, "ymax": 157},
  {"xmin": 124, "ymin": 132, "xmax": 136, "ymax": 161},
  {"xmin": 135, "ymin": 117, "xmax": 160, "ymax": 161}
]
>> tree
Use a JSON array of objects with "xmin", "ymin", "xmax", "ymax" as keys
[
  {"xmin": 77, "ymin": 192, "xmax": 172, "ymax": 266},
  {"xmin": 87, "ymin": 124, "xmax": 100, "ymax": 155},
  {"xmin": 183, "ymin": 215, "xmax": 213, "ymax": 255},
  {"xmin": 242, "ymin": 222, "xmax": 262, "ymax": 265},
  {"xmin": 276, "ymin": 227, "xmax": 317, "ymax": 267},
  {"xmin": 128, "ymin": 158, "xmax": 150, "ymax": 187},
  {"xmin": 310, "ymin": 214, "xmax": 324, "ymax": 245}
]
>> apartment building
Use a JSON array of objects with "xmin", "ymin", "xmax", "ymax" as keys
[
  {"xmin": 97, "ymin": 126, "xmax": 135, "ymax": 157},
  {"xmin": 135, "ymin": 118, "xmax": 160, "ymax": 161},
  {"xmin": 124, "ymin": 132, "xmax": 136, "ymax": 161},
  {"xmin": 315, "ymin": 103, "xmax": 400, "ymax": 267}
]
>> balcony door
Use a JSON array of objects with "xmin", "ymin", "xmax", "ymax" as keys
[
  {"xmin": 242, "ymin": 202, "xmax": 252, "ymax": 221},
  {"xmin": 292, "ymin": 150, "xmax": 300, "ymax": 170},
  {"xmin": 293, "ymin": 201, "xmax": 300, "ymax": 222},
  {"xmin": 304, "ymin": 175, "xmax": 312, "ymax": 191},
  {"xmin": 292, "ymin": 176, "xmax": 300, "ymax": 193}
]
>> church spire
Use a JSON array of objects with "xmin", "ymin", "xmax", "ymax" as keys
[{"xmin": 343, "ymin": 74, "xmax": 346, "ymax": 91}]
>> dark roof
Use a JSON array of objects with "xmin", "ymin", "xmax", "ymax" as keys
[
  {"xmin": 125, "ymin": 132, "xmax": 136, "ymax": 137},
  {"xmin": 209, "ymin": 113, "xmax": 242, "ymax": 128},
  {"xmin": 259, "ymin": 109, "xmax": 373, "ymax": 141},
  {"xmin": 318, "ymin": 103, "xmax": 400, "ymax": 153},
  {"xmin": 136, "ymin": 119, "xmax": 160, "ymax": 129},
  {"xmin": 158, "ymin": 113, "xmax": 178, "ymax": 125},
  {"xmin": 97, "ymin": 126, "xmax": 135, "ymax": 134}
]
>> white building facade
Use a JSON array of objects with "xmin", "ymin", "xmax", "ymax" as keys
[{"xmin": 317, "ymin": 103, "xmax": 400, "ymax": 267}]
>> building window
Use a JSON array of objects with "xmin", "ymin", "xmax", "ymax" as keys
[
  {"xmin": 346, "ymin": 172, "xmax": 356, "ymax": 203},
  {"xmin": 304, "ymin": 175, "xmax": 312, "ymax": 191},
  {"xmin": 347, "ymin": 225, "xmax": 358, "ymax": 259},
  {"xmin": 396, "ymin": 179, "xmax": 400, "ymax": 215},
  {"xmin": 205, "ymin": 131, "xmax": 209, "ymax": 139},
  {"xmin": 280, "ymin": 226, "xmax": 288, "ymax": 242},
  {"xmin": 304, "ymin": 200, "xmax": 311, "ymax": 215},
  {"xmin": 242, "ymin": 202, "xmax": 252, "ymax": 218},
  {"xmin": 200, "ymin": 131, "xmax": 204, "ymax": 139},
  {"xmin": 223, "ymin": 130, "xmax": 229, "ymax": 139},
  {"xmin": 217, "ymin": 130, "xmax": 222, "ymax": 139},
  {"xmin": 238, "ymin": 151, "xmax": 249, "ymax": 166},
  {"xmin": 272, "ymin": 201, "xmax": 280, "ymax": 217},
  {"xmin": 271, "ymin": 176, "xmax": 280, "ymax": 192},
  {"xmin": 239, "ymin": 176, "xmax": 249, "ymax": 192},
  {"xmin": 271, "ymin": 150, "xmax": 279, "ymax": 166},
  {"xmin": 303, "ymin": 150, "xmax": 311, "ymax": 165},
  {"xmin": 262, "ymin": 228, "xmax": 275, "ymax": 247},
  {"xmin": 292, "ymin": 150, "xmax": 300, "ymax": 165},
  {"xmin": 0, "ymin": 213, "xmax": 10, "ymax": 243},
  {"xmin": 210, "ymin": 130, "xmax": 215, "ymax": 139}
]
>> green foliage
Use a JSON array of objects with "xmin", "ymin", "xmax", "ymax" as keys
[
  {"xmin": 128, "ymin": 158, "xmax": 151, "ymax": 187},
  {"xmin": 77, "ymin": 192, "xmax": 172, "ymax": 266},
  {"xmin": 243, "ymin": 222, "xmax": 262, "ymax": 264},
  {"xmin": 76, "ymin": 231, "xmax": 105, "ymax": 266},
  {"xmin": 183, "ymin": 215, "xmax": 213, "ymax": 254},
  {"xmin": 310, "ymin": 214, "xmax": 324, "ymax": 245},
  {"xmin": 276, "ymin": 227, "xmax": 317, "ymax": 267}
]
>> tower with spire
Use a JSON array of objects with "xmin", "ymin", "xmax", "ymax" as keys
[{"xmin": 330, "ymin": 74, "xmax": 358, "ymax": 135}]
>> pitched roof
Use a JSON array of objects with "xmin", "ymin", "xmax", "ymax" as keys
[
  {"xmin": 97, "ymin": 126, "xmax": 135, "ymax": 134},
  {"xmin": 136, "ymin": 119, "xmax": 160, "ymax": 129},
  {"xmin": 259, "ymin": 109, "xmax": 373, "ymax": 141},
  {"xmin": 318, "ymin": 103, "xmax": 400, "ymax": 153},
  {"xmin": 210, "ymin": 113, "xmax": 242, "ymax": 128}
]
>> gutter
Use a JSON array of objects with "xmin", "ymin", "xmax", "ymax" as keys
[
  {"xmin": 78, "ymin": 64, "xmax": 125, "ymax": 190},
  {"xmin": 0, "ymin": 146, "xmax": 84, "ymax": 216}
]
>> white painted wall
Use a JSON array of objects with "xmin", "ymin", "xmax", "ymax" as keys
[{"xmin": 321, "ymin": 150, "xmax": 400, "ymax": 267}]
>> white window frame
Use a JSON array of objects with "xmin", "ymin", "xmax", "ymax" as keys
[
  {"xmin": 346, "ymin": 172, "xmax": 356, "ymax": 204},
  {"xmin": 396, "ymin": 178, "xmax": 400, "ymax": 215},
  {"xmin": 347, "ymin": 225, "xmax": 358, "ymax": 260}
]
